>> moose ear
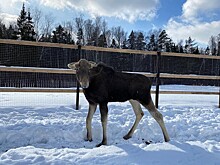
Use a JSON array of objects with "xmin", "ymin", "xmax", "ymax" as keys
[
  {"xmin": 68, "ymin": 62, "xmax": 80, "ymax": 70},
  {"xmin": 89, "ymin": 61, "xmax": 97, "ymax": 69}
]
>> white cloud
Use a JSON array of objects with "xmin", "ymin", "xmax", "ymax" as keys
[
  {"xmin": 39, "ymin": 0, "xmax": 159, "ymax": 22},
  {"xmin": 0, "ymin": 0, "xmax": 28, "ymax": 13},
  {"xmin": 165, "ymin": 0, "xmax": 220, "ymax": 46},
  {"xmin": 0, "ymin": 0, "xmax": 28, "ymax": 26},
  {"xmin": 0, "ymin": 13, "xmax": 17, "ymax": 26},
  {"xmin": 166, "ymin": 18, "xmax": 220, "ymax": 46},
  {"xmin": 182, "ymin": 0, "xmax": 220, "ymax": 22}
]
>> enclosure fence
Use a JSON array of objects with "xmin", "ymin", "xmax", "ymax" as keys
[{"xmin": 0, "ymin": 39, "xmax": 220, "ymax": 108}]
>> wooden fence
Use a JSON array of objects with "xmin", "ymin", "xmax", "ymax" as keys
[
  {"xmin": 0, "ymin": 39, "xmax": 219, "ymax": 108},
  {"xmin": 0, "ymin": 63, "xmax": 219, "ymax": 107}
]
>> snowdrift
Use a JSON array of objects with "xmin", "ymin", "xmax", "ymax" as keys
[{"xmin": 0, "ymin": 85, "xmax": 220, "ymax": 165}]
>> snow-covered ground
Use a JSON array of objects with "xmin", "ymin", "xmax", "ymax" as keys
[{"xmin": 0, "ymin": 85, "xmax": 220, "ymax": 165}]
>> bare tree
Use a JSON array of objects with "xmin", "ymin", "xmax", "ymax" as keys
[
  {"xmin": 74, "ymin": 14, "xmax": 85, "ymax": 45},
  {"xmin": 92, "ymin": 16, "xmax": 102, "ymax": 46},
  {"xmin": 0, "ymin": 8, "xmax": 3, "ymax": 24},
  {"xmin": 216, "ymin": 34, "xmax": 220, "ymax": 56},
  {"xmin": 40, "ymin": 13, "xmax": 55, "ymax": 41},
  {"xmin": 101, "ymin": 19, "xmax": 108, "ymax": 34},
  {"xmin": 209, "ymin": 36, "xmax": 217, "ymax": 55},
  {"xmin": 75, "ymin": 15, "xmax": 84, "ymax": 30},
  {"xmin": 105, "ymin": 29, "xmax": 112, "ymax": 47},
  {"xmin": 84, "ymin": 19, "xmax": 94, "ymax": 45},
  {"xmin": 63, "ymin": 21, "xmax": 75, "ymax": 42},
  {"xmin": 0, "ymin": 17, "xmax": 3, "ymax": 26},
  {"xmin": 32, "ymin": 7, "xmax": 42, "ymax": 41},
  {"xmin": 112, "ymin": 26, "xmax": 126, "ymax": 48}
]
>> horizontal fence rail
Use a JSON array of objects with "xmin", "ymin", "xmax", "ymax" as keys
[
  {"xmin": 1, "ymin": 39, "xmax": 220, "ymax": 60},
  {"xmin": 0, "ymin": 65, "xmax": 219, "ymax": 86},
  {"xmin": 0, "ymin": 66, "xmax": 75, "ymax": 74},
  {"xmin": 1, "ymin": 66, "xmax": 219, "ymax": 80},
  {"xmin": 0, "ymin": 87, "xmax": 219, "ymax": 95}
]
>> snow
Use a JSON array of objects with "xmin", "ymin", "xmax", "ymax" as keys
[{"xmin": 0, "ymin": 85, "xmax": 220, "ymax": 165}]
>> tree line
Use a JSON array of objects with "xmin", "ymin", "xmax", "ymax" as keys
[{"xmin": 0, "ymin": 3, "xmax": 220, "ymax": 55}]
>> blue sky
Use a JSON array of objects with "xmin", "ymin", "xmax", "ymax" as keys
[{"xmin": 0, "ymin": 0, "xmax": 220, "ymax": 46}]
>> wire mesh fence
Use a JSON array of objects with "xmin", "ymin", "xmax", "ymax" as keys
[{"xmin": 0, "ymin": 39, "xmax": 220, "ymax": 89}]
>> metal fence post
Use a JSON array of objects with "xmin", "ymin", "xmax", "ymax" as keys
[
  {"xmin": 75, "ymin": 44, "xmax": 81, "ymax": 110},
  {"xmin": 218, "ymin": 69, "xmax": 220, "ymax": 108},
  {"xmin": 155, "ymin": 51, "xmax": 161, "ymax": 108},
  {"xmin": 218, "ymin": 42, "xmax": 220, "ymax": 108}
]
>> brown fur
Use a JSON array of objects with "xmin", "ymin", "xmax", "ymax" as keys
[{"xmin": 68, "ymin": 59, "xmax": 170, "ymax": 146}]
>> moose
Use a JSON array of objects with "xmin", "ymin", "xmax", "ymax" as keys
[{"xmin": 68, "ymin": 59, "xmax": 170, "ymax": 147}]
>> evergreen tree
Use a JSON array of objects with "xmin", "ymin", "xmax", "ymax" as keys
[
  {"xmin": 122, "ymin": 40, "xmax": 128, "ymax": 49},
  {"xmin": 25, "ymin": 10, "xmax": 36, "ymax": 41},
  {"xmin": 193, "ymin": 46, "xmax": 200, "ymax": 54},
  {"xmin": 184, "ymin": 37, "xmax": 197, "ymax": 53},
  {"xmin": 0, "ymin": 22, "xmax": 18, "ymax": 39},
  {"xmin": 76, "ymin": 28, "xmax": 83, "ymax": 45},
  {"xmin": 6, "ymin": 25, "xmax": 18, "ymax": 39},
  {"xmin": 147, "ymin": 34, "xmax": 157, "ymax": 51},
  {"xmin": 136, "ymin": 32, "xmax": 146, "ymax": 50},
  {"xmin": 110, "ymin": 39, "xmax": 117, "ymax": 48},
  {"xmin": 205, "ymin": 46, "xmax": 210, "ymax": 55},
  {"xmin": 158, "ymin": 30, "xmax": 168, "ymax": 51},
  {"xmin": 170, "ymin": 42, "xmax": 177, "ymax": 52},
  {"xmin": 157, "ymin": 30, "xmax": 174, "ymax": 52},
  {"xmin": 127, "ymin": 30, "xmax": 136, "ymax": 49},
  {"xmin": 179, "ymin": 46, "xmax": 184, "ymax": 53},
  {"xmin": 67, "ymin": 32, "xmax": 74, "ymax": 44},
  {"xmin": 17, "ymin": 3, "xmax": 27, "ymax": 40},
  {"xmin": 0, "ymin": 22, "xmax": 3, "ymax": 38},
  {"xmin": 0, "ymin": 27, "xmax": 2, "ymax": 38},
  {"xmin": 98, "ymin": 33, "xmax": 107, "ymax": 47},
  {"xmin": 17, "ymin": 3, "xmax": 36, "ymax": 41},
  {"xmin": 52, "ymin": 25, "xmax": 67, "ymax": 43},
  {"xmin": 174, "ymin": 44, "xmax": 179, "ymax": 53},
  {"xmin": 0, "ymin": 24, "xmax": 7, "ymax": 39}
]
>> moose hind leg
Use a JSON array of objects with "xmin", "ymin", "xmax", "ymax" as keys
[
  {"xmin": 143, "ymin": 99, "xmax": 170, "ymax": 142},
  {"xmin": 123, "ymin": 99, "xmax": 144, "ymax": 140}
]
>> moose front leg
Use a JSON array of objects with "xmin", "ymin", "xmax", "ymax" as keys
[
  {"xmin": 96, "ymin": 103, "xmax": 108, "ymax": 147},
  {"xmin": 86, "ymin": 103, "xmax": 97, "ymax": 142}
]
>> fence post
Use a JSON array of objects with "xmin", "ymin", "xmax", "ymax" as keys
[
  {"xmin": 75, "ymin": 44, "xmax": 81, "ymax": 110},
  {"xmin": 155, "ymin": 51, "xmax": 161, "ymax": 108},
  {"xmin": 218, "ymin": 42, "xmax": 220, "ymax": 108},
  {"xmin": 218, "ymin": 74, "xmax": 220, "ymax": 108},
  {"xmin": 219, "ymin": 61, "xmax": 220, "ymax": 108}
]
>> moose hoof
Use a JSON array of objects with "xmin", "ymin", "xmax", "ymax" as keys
[
  {"xmin": 85, "ymin": 138, "xmax": 93, "ymax": 142},
  {"xmin": 123, "ymin": 135, "xmax": 132, "ymax": 140},
  {"xmin": 96, "ymin": 141, "xmax": 107, "ymax": 147}
]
